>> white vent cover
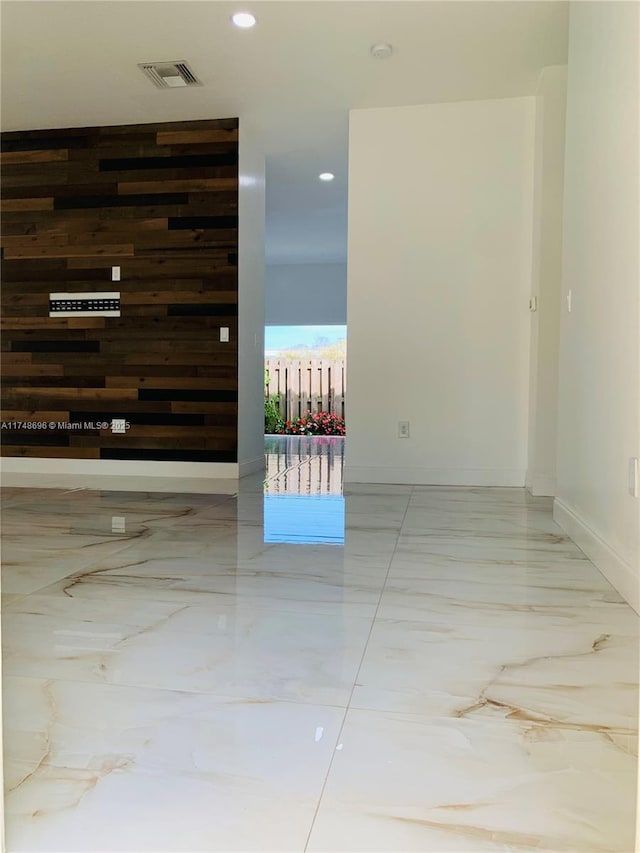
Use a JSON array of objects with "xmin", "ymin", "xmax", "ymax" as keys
[{"xmin": 138, "ymin": 61, "xmax": 202, "ymax": 89}]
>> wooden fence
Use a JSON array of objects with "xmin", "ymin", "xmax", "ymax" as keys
[{"xmin": 265, "ymin": 358, "xmax": 346, "ymax": 421}]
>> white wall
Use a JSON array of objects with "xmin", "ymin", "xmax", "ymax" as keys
[
  {"xmin": 265, "ymin": 263, "xmax": 346, "ymax": 326},
  {"xmin": 345, "ymin": 97, "xmax": 535, "ymax": 485},
  {"xmin": 526, "ymin": 66, "xmax": 567, "ymax": 497},
  {"xmin": 554, "ymin": 2, "xmax": 639, "ymax": 611},
  {"xmin": 237, "ymin": 120, "xmax": 266, "ymax": 476}
]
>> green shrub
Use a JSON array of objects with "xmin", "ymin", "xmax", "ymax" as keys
[{"xmin": 264, "ymin": 396, "xmax": 283, "ymax": 434}]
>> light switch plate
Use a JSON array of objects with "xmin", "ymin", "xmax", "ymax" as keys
[{"xmin": 220, "ymin": 327, "xmax": 230, "ymax": 343}]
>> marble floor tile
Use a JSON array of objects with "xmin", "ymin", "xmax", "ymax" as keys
[
  {"xmin": 307, "ymin": 708, "xmax": 637, "ymax": 852},
  {"xmin": 387, "ymin": 541, "xmax": 603, "ymax": 577},
  {"xmin": 376, "ymin": 568, "xmax": 625, "ymax": 624},
  {"xmin": 3, "ymin": 591, "xmax": 186, "ymax": 628},
  {"xmin": 0, "ymin": 525, "xmax": 149, "ymax": 595},
  {"xmin": 345, "ymin": 493, "xmax": 412, "ymax": 512},
  {"xmin": 4, "ymin": 676, "xmax": 344, "ymax": 852},
  {"xmin": 1, "ymin": 488, "xmax": 232, "ymax": 519},
  {"xmin": 1, "ymin": 440, "xmax": 638, "ymax": 852},
  {"xmin": 33, "ymin": 570, "xmax": 386, "ymax": 613},
  {"xmin": 153, "ymin": 499, "xmax": 262, "ymax": 529},
  {"xmin": 350, "ymin": 613, "xmax": 639, "ymax": 721},
  {"xmin": 345, "ymin": 509, "xmax": 407, "ymax": 531},
  {"xmin": 0, "ymin": 487, "xmax": 68, "ymax": 507},
  {"xmin": 342, "ymin": 528, "xmax": 400, "ymax": 559},
  {"xmin": 408, "ymin": 485, "xmax": 552, "ymax": 509},
  {"xmin": 344, "ymin": 483, "xmax": 414, "ymax": 496},
  {"xmin": 391, "ymin": 531, "xmax": 588, "ymax": 567},
  {"xmin": 30, "ymin": 530, "xmax": 390, "ymax": 611},
  {"xmin": 1, "ymin": 593, "xmax": 26, "ymax": 608},
  {"xmin": 399, "ymin": 507, "xmax": 567, "ymax": 537},
  {"xmin": 3, "ymin": 597, "xmax": 375, "ymax": 705}
]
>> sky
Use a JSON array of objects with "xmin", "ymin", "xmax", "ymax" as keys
[{"xmin": 265, "ymin": 325, "xmax": 346, "ymax": 354}]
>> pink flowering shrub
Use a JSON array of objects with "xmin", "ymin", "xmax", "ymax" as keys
[{"xmin": 278, "ymin": 411, "xmax": 346, "ymax": 436}]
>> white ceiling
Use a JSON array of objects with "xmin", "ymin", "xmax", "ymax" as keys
[{"xmin": 0, "ymin": 1, "xmax": 569, "ymax": 264}]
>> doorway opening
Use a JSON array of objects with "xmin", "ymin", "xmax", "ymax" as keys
[{"xmin": 264, "ymin": 324, "xmax": 346, "ymax": 436}]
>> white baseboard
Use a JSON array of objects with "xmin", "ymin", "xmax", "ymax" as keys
[
  {"xmin": 239, "ymin": 456, "xmax": 265, "ymax": 478},
  {"xmin": 343, "ymin": 466, "xmax": 526, "ymax": 487},
  {"xmin": 0, "ymin": 458, "xmax": 239, "ymax": 493},
  {"xmin": 525, "ymin": 471, "xmax": 557, "ymax": 496},
  {"xmin": 553, "ymin": 498, "xmax": 639, "ymax": 615}
]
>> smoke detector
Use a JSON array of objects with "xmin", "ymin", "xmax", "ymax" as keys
[
  {"xmin": 370, "ymin": 43, "xmax": 393, "ymax": 60},
  {"xmin": 138, "ymin": 61, "xmax": 202, "ymax": 89}
]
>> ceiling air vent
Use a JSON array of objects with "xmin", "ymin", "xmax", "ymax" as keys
[{"xmin": 138, "ymin": 60, "xmax": 202, "ymax": 89}]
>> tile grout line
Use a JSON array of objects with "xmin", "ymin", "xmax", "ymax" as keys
[{"xmin": 302, "ymin": 484, "xmax": 416, "ymax": 853}]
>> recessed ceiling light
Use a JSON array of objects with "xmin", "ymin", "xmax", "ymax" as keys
[
  {"xmin": 319, "ymin": 172, "xmax": 335, "ymax": 182},
  {"xmin": 231, "ymin": 12, "xmax": 256, "ymax": 28}
]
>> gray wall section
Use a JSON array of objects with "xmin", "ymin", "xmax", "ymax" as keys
[{"xmin": 265, "ymin": 263, "xmax": 347, "ymax": 326}]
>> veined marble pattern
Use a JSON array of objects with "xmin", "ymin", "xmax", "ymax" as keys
[{"xmin": 1, "ymin": 437, "xmax": 638, "ymax": 852}]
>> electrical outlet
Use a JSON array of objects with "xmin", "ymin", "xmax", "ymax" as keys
[
  {"xmin": 112, "ymin": 516, "xmax": 126, "ymax": 533},
  {"xmin": 398, "ymin": 421, "xmax": 410, "ymax": 439}
]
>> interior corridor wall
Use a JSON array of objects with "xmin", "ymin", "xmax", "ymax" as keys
[
  {"xmin": 237, "ymin": 120, "xmax": 266, "ymax": 476},
  {"xmin": 265, "ymin": 263, "xmax": 346, "ymax": 325},
  {"xmin": 554, "ymin": 2, "xmax": 640, "ymax": 611},
  {"xmin": 345, "ymin": 97, "xmax": 535, "ymax": 485},
  {"xmin": 526, "ymin": 66, "xmax": 568, "ymax": 497}
]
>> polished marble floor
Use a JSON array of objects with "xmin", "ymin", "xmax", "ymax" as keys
[{"xmin": 1, "ymin": 436, "xmax": 638, "ymax": 852}]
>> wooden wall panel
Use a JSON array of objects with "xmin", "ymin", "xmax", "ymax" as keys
[{"xmin": 1, "ymin": 119, "xmax": 239, "ymax": 463}]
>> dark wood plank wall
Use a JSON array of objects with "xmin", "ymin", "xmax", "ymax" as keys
[{"xmin": 0, "ymin": 118, "xmax": 239, "ymax": 463}]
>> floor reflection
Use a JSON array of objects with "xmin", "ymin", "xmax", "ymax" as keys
[
  {"xmin": 2, "ymin": 436, "xmax": 637, "ymax": 852},
  {"xmin": 263, "ymin": 436, "xmax": 345, "ymax": 544}
]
